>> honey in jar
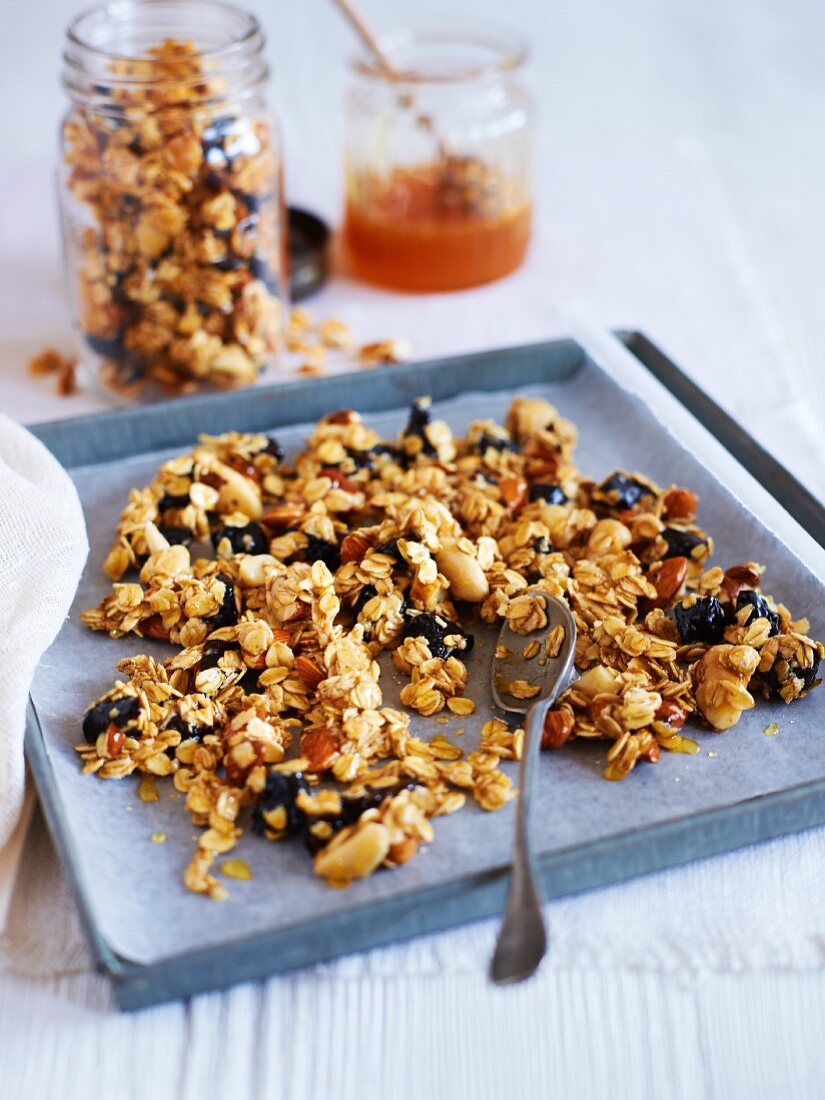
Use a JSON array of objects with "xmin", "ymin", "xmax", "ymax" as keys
[
  {"xmin": 343, "ymin": 158, "xmax": 532, "ymax": 291},
  {"xmin": 343, "ymin": 29, "xmax": 532, "ymax": 293}
]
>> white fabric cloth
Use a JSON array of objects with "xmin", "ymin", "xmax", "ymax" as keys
[{"xmin": 0, "ymin": 415, "xmax": 87, "ymax": 918}]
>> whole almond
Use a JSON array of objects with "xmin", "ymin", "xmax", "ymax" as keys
[
  {"xmin": 663, "ymin": 487, "xmax": 698, "ymax": 522},
  {"xmin": 341, "ymin": 532, "xmax": 371, "ymax": 563},
  {"xmin": 294, "ymin": 655, "xmax": 325, "ymax": 690},
  {"xmin": 300, "ymin": 727, "xmax": 341, "ymax": 771},
  {"xmin": 499, "ymin": 477, "xmax": 528, "ymax": 511},
  {"xmin": 141, "ymin": 615, "xmax": 171, "ymax": 641},
  {"xmin": 541, "ymin": 708, "xmax": 574, "ymax": 749},
  {"xmin": 641, "ymin": 555, "xmax": 688, "ymax": 611},
  {"xmin": 388, "ymin": 837, "xmax": 420, "ymax": 865},
  {"xmin": 260, "ymin": 502, "xmax": 307, "ymax": 529},
  {"xmin": 320, "ymin": 468, "xmax": 359, "ymax": 493},
  {"xmin": 721, "ymin": 562, "xmax": 762, "ymax": 604}
]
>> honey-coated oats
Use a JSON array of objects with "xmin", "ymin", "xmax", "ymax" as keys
[{"xmin": 77, "ymin": 394, "xmax": 824, "ymax": 895}]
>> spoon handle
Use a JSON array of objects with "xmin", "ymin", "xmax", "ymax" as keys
[
  {"xmin": 489, "ymin": 695, "xmax": 550, "ymax": 984},
  {"xmin": 328, "ymin": 0, "xmax": 396, "ymax": 77}
]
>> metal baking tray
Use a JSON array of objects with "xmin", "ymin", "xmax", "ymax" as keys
[{"xmin": 25, "ymin": 333, "xmax": 825, "ymax": 1010}]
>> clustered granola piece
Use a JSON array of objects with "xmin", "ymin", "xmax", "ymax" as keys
[
  {"xmin": 61, "ymin": 38, "xmax": 283, "ymax": 395},
  {"xmin": 77, "ymin": 393, "xmax": 824, "ymax": 897},
  {"xmin": 27, "ymin": 348, "xmax": 79, "ymax": 396}
]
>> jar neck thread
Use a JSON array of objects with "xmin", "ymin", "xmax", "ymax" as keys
[{"xmin": 63, "ymin": 1, "xmax": 268, "ymax": 112}]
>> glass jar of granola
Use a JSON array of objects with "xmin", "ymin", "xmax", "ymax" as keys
[
  {"xmin": 59, "ymin": 0, "xmax": 286, "ymax": 398},
  {"xmin": 342, "ymin": 28, "xmax": 532, "ymax": 292}
]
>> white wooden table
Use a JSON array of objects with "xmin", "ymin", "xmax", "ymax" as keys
[{"xmin": 2, "ymin": 1, "xmax": 825, "ymax": 1096}]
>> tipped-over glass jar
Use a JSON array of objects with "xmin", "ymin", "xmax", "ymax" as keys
[
  {"xmin": 342, "ymin": 28, "xmax": 532, "ymax": 293},
  {"xmin": 59, "ymin": 0, "xmax": 287, "ymax": 398}
]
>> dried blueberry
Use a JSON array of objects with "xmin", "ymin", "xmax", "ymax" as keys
[
  {"xmin": 214, "ymin": 256, "xmax": 243, "ymax": 272},
  {"xmin": 209, "ymin": 576, "xmax": 239, "ymax": 628},
  {"xmin": 163, "ymin": 714, "xmax": 213, "ymax": 756},
  {"xmin": 165, "ymin": 714, "xmax": 212, "ymax": 741},
  {"xmin": 368, "ymin": 443, "xmax": 403, "ymax": 464},
  {"xmin": 82, "ymin": 695, "xmax": 140, "ymax": 743},
  {"xmin": 84, "ymin": 334, "xmax": 124, "ymax": 360},
  {"xmin": 661, "ymin": 528, "xmax": 708, "ymax": 560},
  {"xmin": 158, "ymin": 524, "xmax": 193, "ymax": 546},
  {"xmin": 375, "ymin": 535, "xmax": 418, "ymax": 565},
  {"xmin": 263, "ymin": 435, "xmax": 285, "ymax": 461},
  {"xmin": 353, "ymin": 584, "xmax": 378, "ymax": 617},
  {"xmin": 248, "ymin": 254, "xmax": 278, "ymax": 293},
  {"xmin": 532, "ymin": 536, "xmax": 551, "ymax": 554},
  {"xmin": 402, "ymin": 398, "xmax": 437, "ymax": 457},
  {"xmin": 201, "ymin": 115, "xmax": 239, "ymax": 155},
  {"xmin": 736, "ymin": 590, "xmax": 781, "ymax": 636},
  {"xmin": 157, "ymin": 490, "xmax": 191, "ymax": 511},
  {"xmin": 599, "ymin": 473, "xmax": 650, "ymax": 511},
  {"xmin": 305, "ymin": 534, "xmax": 341, "ymax": 572},
  {"xmin": 402, "ymin": 610, "xmax": 474, "ymax": 660},
  {"xmin": 529, "ymin": 483, "xmax": 567, "ymax": 505},
  {"xmin": 199, "ymin": 639, "xmax": 241, "ymax": 670},
  {"xmin": 211, "ymin": 521, "xmax": 269, "ymax": 556},
  {"xmin": 674, "ymin": 596, "xmax": 726, "ymax": 645},
  {"xmin": 239, "ymin": 668, "xmax": 262, "ymax": 694},
  {"xmin": 473, "ymin": 431, "xmax": 517, "ymax": 455},
  {"xmin": 234, "ymin": 189, "xmax": 261, "ymax": 213},
  {"xmin": 303, "ymin": 782, "xmax": 418, "ymax": 853},
  {"xmin": 252, "ymin": 771, "xmax": 309, "ymax": 837},
  {"xmin": 760, "ymin": 654, "xmax": 821, "ymax": 695}
]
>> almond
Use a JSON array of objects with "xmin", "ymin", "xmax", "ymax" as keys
[
  {"xmin": 340, "ymin": 532, "xmax": 371, "ymax": 563},
  {"xmin": 320, "ymin": 468, "xmax": 359, "ymax": 493},
  {"xmin": 641, "ymin": 556, "xmax": 688, "ymax": 611},
  {"xmin": 227, "ymin": 458, "xmax": 262, "ymax": 483},
  {"xmin": 300, "ymin": 726, "xmax": 341, "ymax": 771},
  {"xmin": 294, "ymin": 655, "xmax": 325, "ymax": 690},
  {"xmin": 260, "ymin": 502, "xmax": 307, "ymax": 529},
  {"xmin": 141, "ymin": 615, "xmax": 171, "ymax": 641},
  {"xmin": 541, "ymin": 708, "xmax": 574, "ymax": 750},
  {"xmin": 326, "ymin": 409, "xmax": 357, "ymax": 425},
  {"xmin": 388, "ymin": 837, "xmax": 420, "ymax": 865},
  {"xmin": 499, "ymin": 476, "xmax": 528, "ymax": 511},
  {"xmin": 721, "ymin": 562, "xmax": 762, "ymax": 604},
  {"xmin": 106, "ymin": 724, "xmax": 125, "ymax": 756},
  {"xmin": 663, "ymin": 487, "xmax": 698, "ymax": 522},
  {"xmin": 653, "ymin": 699, "xmax": 687, "ymax": 731}
]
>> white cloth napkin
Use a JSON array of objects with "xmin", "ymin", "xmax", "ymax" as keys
[{"xmin": 0, "ymin": 414, "xmax": 87, "ymax": 925}]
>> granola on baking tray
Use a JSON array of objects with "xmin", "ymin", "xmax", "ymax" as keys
[{"xmin": 76, "ymin": 394, "xmax": 824, "ymax": 896}]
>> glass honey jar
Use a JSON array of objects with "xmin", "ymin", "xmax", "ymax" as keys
[
  {"xmin": 342, "ymin": 29, "xmax": 532, "ymax": 293},
  {"xmin": 59, "ymin": 0, "xmax": 287, "ymax": 399}
]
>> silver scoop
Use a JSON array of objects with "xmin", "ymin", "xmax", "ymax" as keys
[{"xmin": 489, "ymin": 591, "xmax": 577, "ymax": 985}]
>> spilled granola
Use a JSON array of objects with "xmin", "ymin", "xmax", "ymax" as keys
[{"xmin": 77, "ymin": 393, "xmax": 824, "ymax": 896}]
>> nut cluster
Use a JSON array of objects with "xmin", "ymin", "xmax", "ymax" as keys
[{"xmin": 77, "ymin": 393, "xmax": 823, "ymax": 898}]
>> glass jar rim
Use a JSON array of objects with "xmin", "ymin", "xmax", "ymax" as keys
[
  {"xmin": 66, "ymin": 0, "xmax": 261, "ymax": 71},
  {"xmin": 350, "ymin": 27, "xmax": 528, "ymax": 85},
  {"xmin": 63, "ymin": 0, "xmax": 267, "ymax": 108}
]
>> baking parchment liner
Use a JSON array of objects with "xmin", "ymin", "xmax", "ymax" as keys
[{"xmin": 29, "ymin": 361, "xmax": 825, "ymax": 966}]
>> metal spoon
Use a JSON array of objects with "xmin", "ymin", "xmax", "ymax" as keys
[{"xmin": 489, "ymin": 591, "xmax": 577, "ymax": 985}]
